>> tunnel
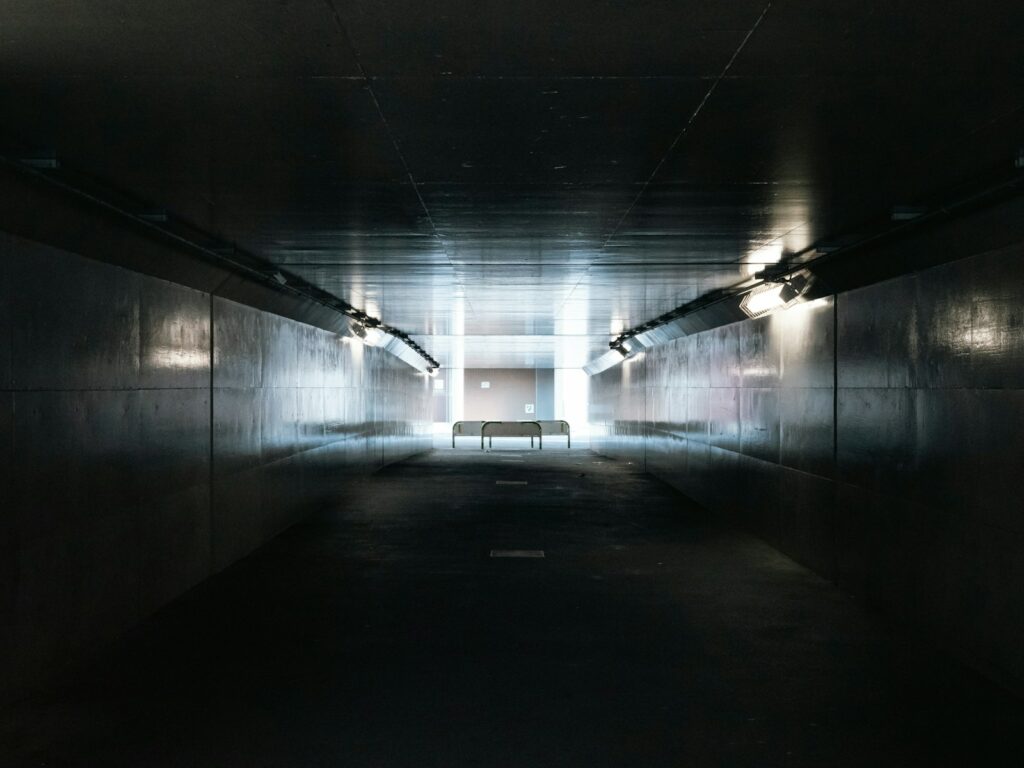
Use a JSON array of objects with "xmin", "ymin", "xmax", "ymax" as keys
[{"xmin": 1, "ymin": 2, "xmax": 1023, "ymax": 765}]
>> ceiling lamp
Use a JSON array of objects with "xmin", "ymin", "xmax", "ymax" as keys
[
  {"xmin": 347, "ymin": 323, "xmax": 390, "ymax": 346},
  {"xmin": 362, "ymin": 326, "xmax": 387, "ymax": 346},
  {"xmin": 739, "ymin": 273, "xmax": 811, "ymax": 319},
  {"xmin": 610, "ymin": 342, "xmax": 630, "ymax": 358}
]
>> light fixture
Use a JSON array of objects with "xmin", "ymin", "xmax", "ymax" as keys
[
  {"xmin": 739, "ymin": 274, "xmax": 810, "ymax": 318},
  {"xmin": 363, "ymin": 326, "xmax": 386, "ymax": 346},
  {"xmin": 584, "ymin": 347, "xmax": 632, "ymax": 375}
]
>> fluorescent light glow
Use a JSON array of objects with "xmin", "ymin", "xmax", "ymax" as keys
[
  {"xmin": 363, "ymin": 326, "xmax": 386, "ymax": 346},
  {"xmin": 743, "ymin": 283, "xmax": 789, "ymax": 315},
  {"xmin": 744, "ymin": 243, "xmax": 784, "ymax": 276},
  {"xmin": 145, "ymin": 346, "xmax": 209, "ymax": 371},
  {"xmin": 344, "ymin": 323, "xmax": 388, "ymax": 346},
  {"xmin": 741, "ymin": 270, "xmax": 811, "ymax": 319},
  {"xmin": 739, "ymin": 277, "xmax": 807, "ymax": 319},
  {"xmin": 346, "ymin": 326, "xmax": 367, "ymax": 344}
]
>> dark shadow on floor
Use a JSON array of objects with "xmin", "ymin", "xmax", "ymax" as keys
[{"xmin": 2, "ymin": 449, "xmax": 1022, "ymax": 766}]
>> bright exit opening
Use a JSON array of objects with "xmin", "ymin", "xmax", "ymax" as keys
[{"xmin": 431, "ymin": 368, "xmax": 590, "ymax": 448}]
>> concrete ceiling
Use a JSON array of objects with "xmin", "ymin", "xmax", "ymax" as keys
[{"xmin": 1, "ymin": 1, "xmax": 1022, "ymax": 367}]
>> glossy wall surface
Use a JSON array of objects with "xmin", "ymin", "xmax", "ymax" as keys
[
  {"xmin": 590, "ymin": 240, "xmax": 1024, "ymax": 695},
  {"xmin": 0, "ymin": 232, "xmax": 431, "ymax": 700}
]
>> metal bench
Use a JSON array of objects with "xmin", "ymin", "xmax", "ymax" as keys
[
  {"xmin": 536, "ymin": 420, "xmax": 571, "ymax": 448},
  {"xmin": 480, "ymin": 420, "xmax": 543, "ymax": 450},
  {"xmin": 451, "ymin": 420, "xmax": 572, "ymax": 449},
  {"xmin": 451, "ymin": 420, "xmax": 486, "ymax": 448}
]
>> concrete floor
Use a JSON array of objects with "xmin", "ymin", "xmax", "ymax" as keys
[{"xmin": 2, "ymin": 449, "xmax": 1022, "ymax": 766}]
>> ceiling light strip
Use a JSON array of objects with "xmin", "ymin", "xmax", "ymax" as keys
[
  {"xmin": 0, "ymin": 153, "xmax": 440, "ymax": 372},
  {"xmin": 586, "ymin": 158, "xmax": 1024, "ymax": 376}
]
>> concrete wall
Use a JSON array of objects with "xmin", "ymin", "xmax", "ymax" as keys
[
  {"xmin": 589, "ymin": 240, "xmax": 1024, "ymax": 695},
  {"xmin": 0, "ymin": 232, "xmax": 431, "ymax": 700},
  {"xmin": 464, "ymin": 368, "xmax": 538, "ymax": 420}
]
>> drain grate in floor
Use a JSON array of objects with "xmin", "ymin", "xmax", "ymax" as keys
[
  {"xmin": 490, "ymin": 550, "xmax": 545, "ymax": 558},
  {"xmin": 495, "ymin": 480, "xmax": 528, "ymax": 485}
]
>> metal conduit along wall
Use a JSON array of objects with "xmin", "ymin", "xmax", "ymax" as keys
[
  {"xmin": 589, "ymin": 238, "xmax": 1024, "ymax": 696},
  {"xmin": 0, "ymin": 231, "xmax": 432, "ymax": 701}
]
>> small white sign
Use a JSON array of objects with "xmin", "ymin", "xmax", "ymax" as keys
[
  {"xmin": 433, "ymin": 379, "xmax": 444, "ymax": 390},
  {"xmin": 524, "ymin": 403, "xmax": 535, "ymax": 414},
  {"xmin": 480, "ymin": 381, "xmax": 490, "ymax": 389}
]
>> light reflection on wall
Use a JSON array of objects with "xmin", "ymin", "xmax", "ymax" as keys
[
  {"xmin": 144, "ymin": 309, "xmax": 211, "ymax": 372},
  {"xmin": 343, "ymin": 332, "xmax": 366, "ymax": 365},
  {"xmin": 969, "ymin": 325, "xmax": 998, "ymax": 351},
  {"xmin": 144, "ymin": 346, "xmax": 210, "ymax": 371},
  {"xmin": 775, "ymin": 295, "xmax": 831, "ymax": 327},
  {"xmin": 967, "ymin": 300, "xmax": 1001, "ymax": 353}
]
